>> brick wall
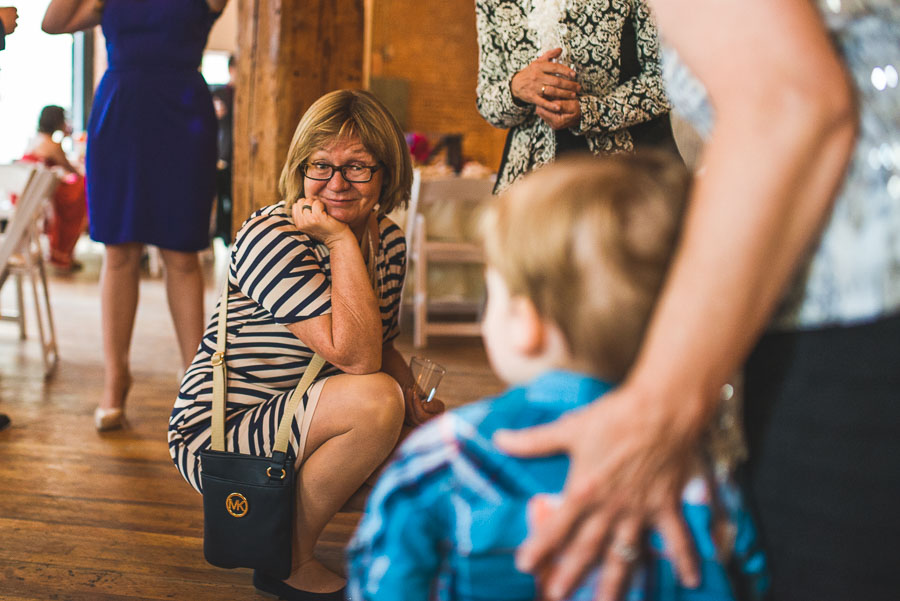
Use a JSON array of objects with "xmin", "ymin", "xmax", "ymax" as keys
[{"xmin": 371, "ymin": 0, "xmax": 508, "ymax": 172}]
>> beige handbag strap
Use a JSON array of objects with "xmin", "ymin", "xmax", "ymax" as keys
[{"xmin": 210, "ymin": 284, "xmax": 325, "ymax": 453}]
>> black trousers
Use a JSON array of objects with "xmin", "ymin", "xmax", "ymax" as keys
[{"xmin": 742, "ymin": 312, "xmax": 900, "ymax": 601}]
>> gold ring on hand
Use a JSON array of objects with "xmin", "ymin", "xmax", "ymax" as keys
[
  {"xmin": 301, "ymin": 204, "xmax": 313, "ymax": 212},
  {"xmin": 540, "ymin": 84, "xmax": 546, "ymax": 97}
]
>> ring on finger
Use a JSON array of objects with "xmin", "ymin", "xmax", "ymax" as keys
[
  {"xmin": 301, "ymin": 204, "xmax": 313, "ymax": 212},
  {"xmin": 611, "ymin": 540, "xmax": 639, "ymax": 563},
  {"xmin": 540, "ymin": 84, "xmax": 547, "ymax": 97}
]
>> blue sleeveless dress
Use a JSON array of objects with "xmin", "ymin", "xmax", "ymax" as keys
[{"xmin": 86, "ymin": 0, "xmax": 219, "ymax": 251}]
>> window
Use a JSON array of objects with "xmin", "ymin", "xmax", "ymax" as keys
[
  {"xmin": 202, "ymin": 50, "xmax": 232, "ymax": 87},
  {"xmin": 0, "ymin": 1, "xmax": 74, "ymax": 163}
]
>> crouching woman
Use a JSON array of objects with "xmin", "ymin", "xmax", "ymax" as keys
[{"xmin": 169, "ymin": 89, "xmax": 442, "ymax": 600}]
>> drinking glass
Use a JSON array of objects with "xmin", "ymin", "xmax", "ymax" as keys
[{"xmin": 407, "ymin": 356, "xmax": 446, "ymax": 403}]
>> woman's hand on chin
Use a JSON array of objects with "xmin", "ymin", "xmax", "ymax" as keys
[{"xmin": 292, "ymin": 198, "xmax": 352, "ymax": 247}]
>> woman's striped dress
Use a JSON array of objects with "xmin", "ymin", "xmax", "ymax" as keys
[{"xmin": 168, "ymin": 202, "xmax": 407, "ymax": 493}]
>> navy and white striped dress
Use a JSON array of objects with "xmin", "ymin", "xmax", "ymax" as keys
[{"xmin": 168, "ymin": 202, "xmax": 407, "ymax": 493}]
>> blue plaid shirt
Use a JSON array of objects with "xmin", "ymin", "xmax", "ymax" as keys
[{"xmin": 347, "ymin": 370, "xmax": 769, "ymax": 601}]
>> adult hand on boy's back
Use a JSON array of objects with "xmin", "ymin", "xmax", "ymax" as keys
[{"xmin": 494, "ymin": 385, "xmax": 700, "ymax": 601}]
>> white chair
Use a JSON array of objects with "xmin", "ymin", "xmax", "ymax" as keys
[
  {"xmin": 0, "ymin": 163, "xmax": 34, "ymax": 338},
  {"xmin": 0, "ymin": 164, "xmax": 60, "ymax": 377},
  {"xmin": 404, "ymin": 170, "xmax": 494, "ymax": 348}
]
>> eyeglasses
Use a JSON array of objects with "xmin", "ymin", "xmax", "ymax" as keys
[{"xmin": 302, "ymin": 162, "xmax": 382, "ymax": 183}]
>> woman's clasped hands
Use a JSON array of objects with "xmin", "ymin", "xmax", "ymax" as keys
[{"xmin": 511, "ymin": 47, "xmax": 582, "ymax": 130}]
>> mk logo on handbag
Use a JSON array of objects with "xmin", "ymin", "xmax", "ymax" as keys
[{"xmin": 225, "ymin": 492, "xmax": 248, "ymax": 517}]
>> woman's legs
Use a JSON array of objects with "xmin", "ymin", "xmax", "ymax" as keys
[
  {"xmin": 158, "ymin": 248, "xmax": 206, "ymax": 370},
  {"xmin": 99, "ymin": 242, "xmax": 143, "ymax": 412},
  {"xmin": 285, "ymin": 372, "xmax": 405, "ymax": 592}
]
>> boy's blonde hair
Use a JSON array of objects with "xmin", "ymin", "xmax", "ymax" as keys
[
  {"xmin": 279, "ymin": 89, "xmax": 413, "ymax": 215},
  {"xmin": 482, "ymin": 152, "xmax": 690, "ymax": 380}
]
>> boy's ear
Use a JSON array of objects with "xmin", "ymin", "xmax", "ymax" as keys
[{"xmin": 509, "ymin": 295, "xmax": 545, "ymax": 356}]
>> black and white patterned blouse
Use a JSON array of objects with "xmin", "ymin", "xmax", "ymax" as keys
[{"xmin": 476, "ymin": 0, "xmax": 671, "ymax": 192}]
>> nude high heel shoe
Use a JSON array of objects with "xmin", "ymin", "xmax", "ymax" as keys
[
  {"xmin": 94, "ymin": 406, "xmax": 125, "ymax": 432},
  {"xmin": 95, "ymin": 374, "xmax": 132, "ymax": 432}
]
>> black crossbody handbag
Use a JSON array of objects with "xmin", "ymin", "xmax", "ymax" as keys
[{"xmin": 199, "ymin": 285, "xmax": 325, "ymax": 579}]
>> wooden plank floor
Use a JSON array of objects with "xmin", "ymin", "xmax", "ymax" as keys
[{"xmin": 0, "ymin": 243, "xmax": 503, "ymax": 600}]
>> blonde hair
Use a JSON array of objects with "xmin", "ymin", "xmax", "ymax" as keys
[
  {"xmin": 482, "ymin": 152, "xmax": 690, "ymax": 381},
  {"xmin": 279, "ymin": 89, "xmax": 413, "ymax": 215}
]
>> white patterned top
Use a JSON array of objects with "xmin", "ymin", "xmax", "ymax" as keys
[{"xmin": 476, "ymin": 0, "xmax": 671, "ymax": 193}]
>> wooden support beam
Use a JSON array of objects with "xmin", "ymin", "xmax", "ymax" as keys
[{"xmin": 232, "ymin": 0, "xmax": 365, "ymax": 235}]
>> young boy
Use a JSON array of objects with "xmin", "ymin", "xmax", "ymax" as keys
[{"xmin": 347, "ymin": 153, "xmax": 769, "ymax": 601}]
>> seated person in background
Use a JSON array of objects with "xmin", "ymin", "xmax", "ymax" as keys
[
  {"xmin": 347, "ymin": 153, "xmax": 769, "ymax": 601},
  {"xmin": 21, "ymin": 105, "xmax": 87, "ymax": 271}
]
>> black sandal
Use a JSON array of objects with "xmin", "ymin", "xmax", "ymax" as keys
[{"xmin": 252, "ymin": 569, "xmax": 347, "ymax": 601}]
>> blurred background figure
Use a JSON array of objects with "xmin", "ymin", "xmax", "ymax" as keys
[
  {"xmin": 42, "ymin": 0, "xmax": 228, "ymax": 432},
  {"xmin": 475, "ymin": 0, "xmax": 674, "ymax": 193},
  {"xmin": 21, "ymin": 104, "xmax": 87, "ymax": 272},
  {"xmin": 210, "ymin": 53, "xmax": 234, "ymax": 245},
  {"xmin": 0, "ymin": 5, "xmax": 17, "ymax": 49},
  {"xmin": 0, "ymin": 3, "xmax": 15, "ymax": 433}
]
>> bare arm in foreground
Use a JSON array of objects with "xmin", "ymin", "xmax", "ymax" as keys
[{"xmin": 493, "ymin": 1, "xmax": 858, "ymax": 599}]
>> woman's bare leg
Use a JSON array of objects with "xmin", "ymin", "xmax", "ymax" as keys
[
  {"xmin": 341, "ymin": 423, "xmax": 422, "ymax": 512},
  {"xmin": 158, "ymin": 248, "xmax": 206, "ymax": 370},
  {"xmin": 99, "ymin": 243, "xmax": 143, "ymax": 411},
  {"xmin": 284, "ymin": 372, "xmax": 405, "ymax": 593}
]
